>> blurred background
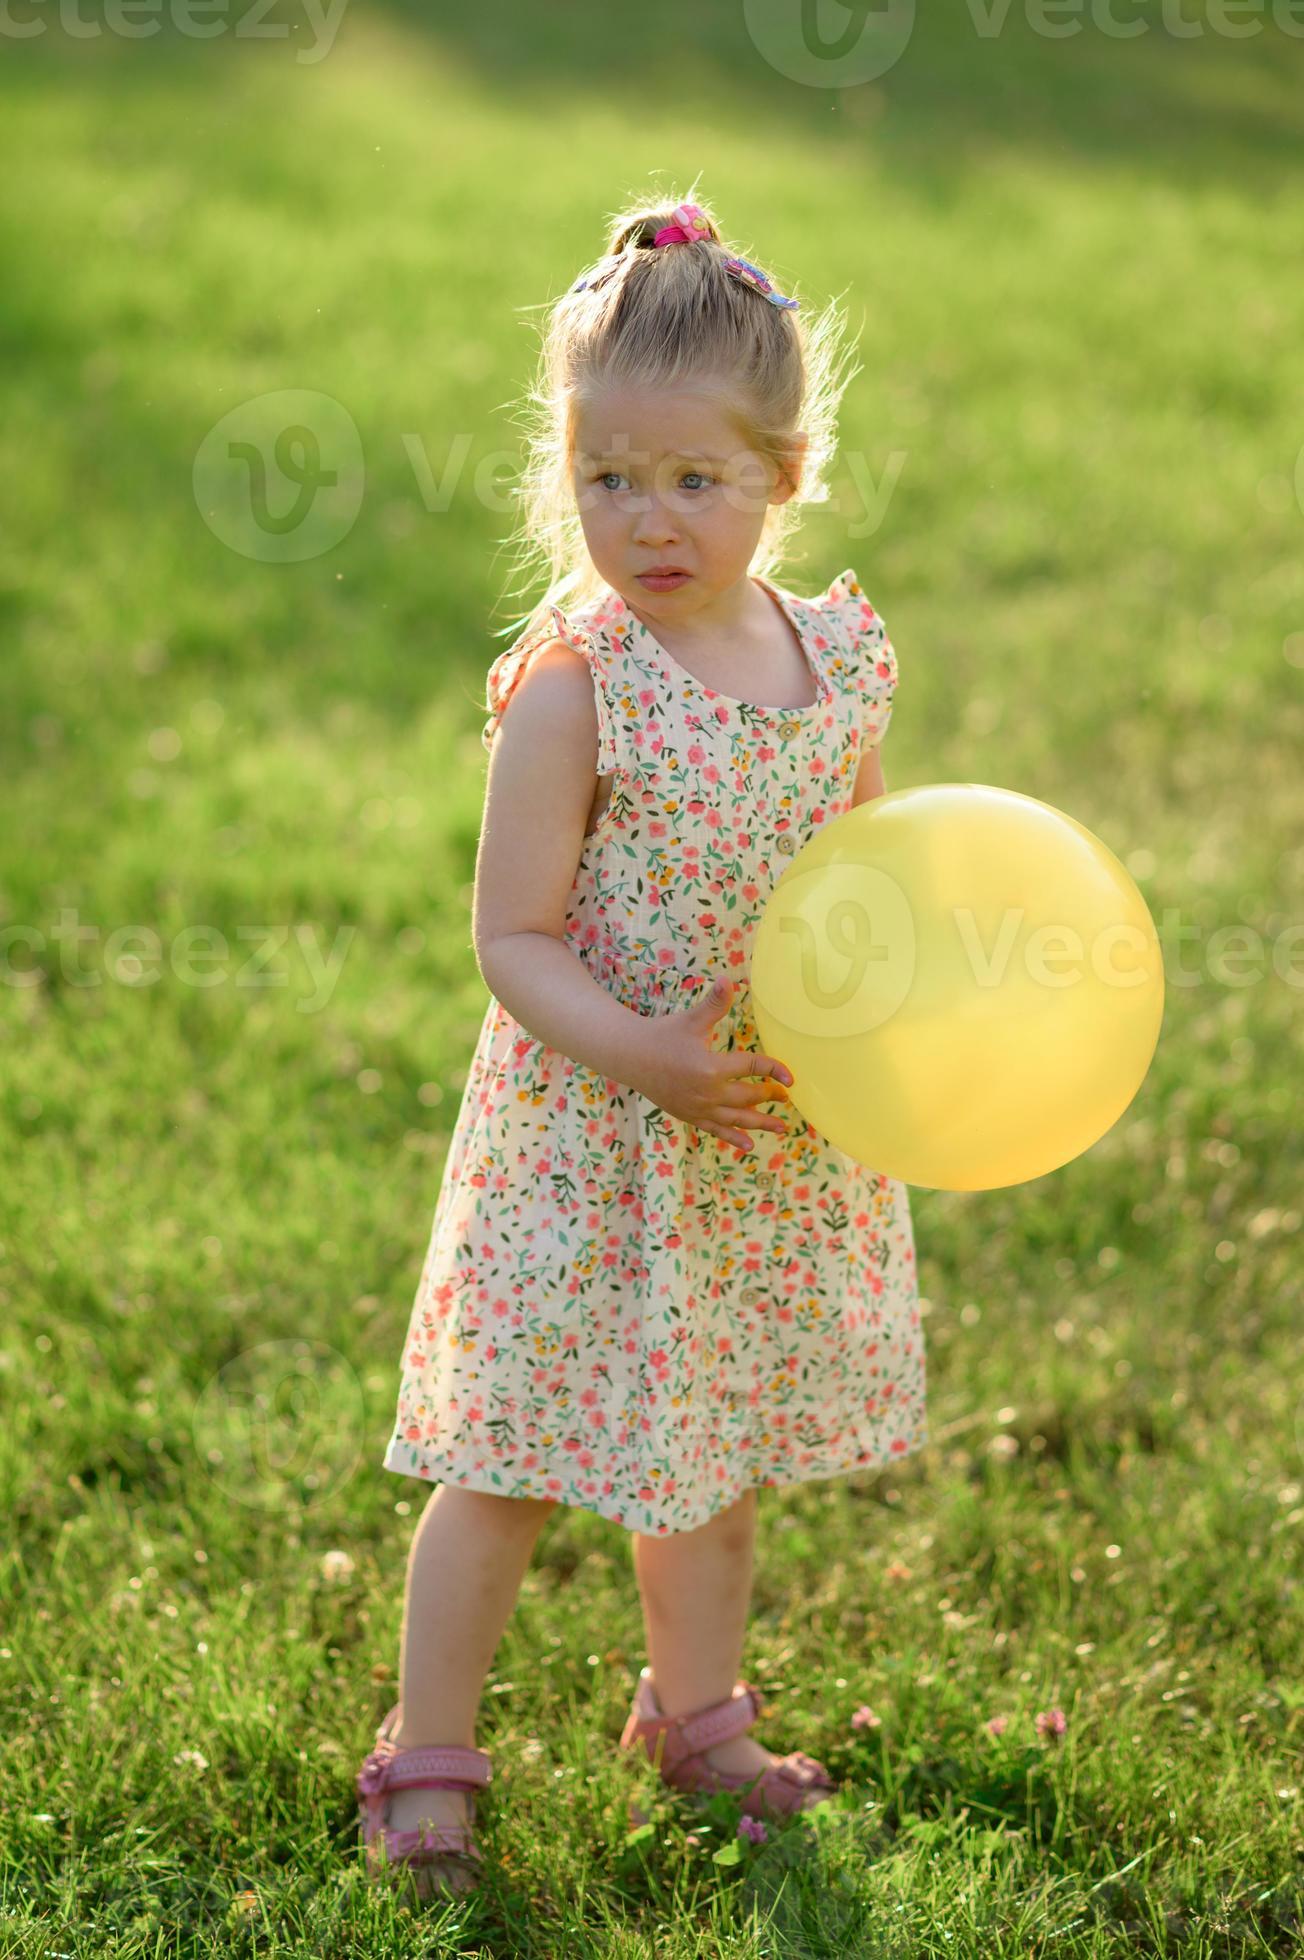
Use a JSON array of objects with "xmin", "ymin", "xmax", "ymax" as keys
[{"xmin": 2, "ymin": 3, "xmax": 1301, "ymax": 1950}]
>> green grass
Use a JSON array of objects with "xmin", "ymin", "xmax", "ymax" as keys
[{"xmin": 2, "ymin": 5, "xmax": 1302, "ymax": 1953}]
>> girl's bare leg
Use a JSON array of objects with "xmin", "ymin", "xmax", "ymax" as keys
[
  {"xmin": 629, "ymin": 1487, "xmax": 781, "ymax": 1780},
  {"xmin": 381, "ymin": 1483, "xmax": 556, "ymax": 1897}
]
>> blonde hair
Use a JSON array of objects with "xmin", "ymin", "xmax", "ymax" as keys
[{"xmin": 491, "ymin": 176, "xmax": 861, "ymax": 650}]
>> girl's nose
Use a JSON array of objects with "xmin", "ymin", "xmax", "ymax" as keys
[
  {"xmin": 631, "ymin": 497, "xmax": 682, "ymax": 544},
  {"xmin": 632, "ymin": 505, "xmax": 682, "ymax": 546}
]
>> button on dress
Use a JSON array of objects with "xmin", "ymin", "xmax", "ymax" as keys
[{"xmin": 381, "ymin": 567, "xmax": 928, "ymax": 1535}]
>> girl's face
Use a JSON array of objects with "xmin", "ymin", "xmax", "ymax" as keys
[{"xmin": 570, "ymin": 381, "xmax": 801, "ymax": 617}]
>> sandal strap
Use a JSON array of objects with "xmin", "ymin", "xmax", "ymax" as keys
[
  {"xmin": 369, "ymin": 1705, "xmax": 493, "ymax": 1785},
  {"xmin": 673, "ymin": 1683, "xmax": 763, "ymax": 1754},
  {"xmin": 384, "ymin": 1761, "xmax": 490, "ymax": 1793},
  {"xmin": 625, "ymin": 1668, "xmax": 763, "ymax": 1758},
  {"xmin": 374, "ymin": 1823, "xmax": 483, "ymax": 1861},
  {"xmin": 357, "ymin": 1739, "xmax": 492, "ymax": 1799}
]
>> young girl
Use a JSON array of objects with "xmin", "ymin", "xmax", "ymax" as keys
[{"xmin": 355, "ymin": 186, "xmax": 928, "ymax": 1903}]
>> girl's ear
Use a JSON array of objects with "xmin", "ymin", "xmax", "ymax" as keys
[{"xmin": 771, "ymin": 430, "xmax": 809, "ymax": 504}]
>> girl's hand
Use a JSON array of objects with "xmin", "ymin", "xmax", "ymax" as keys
[{"xmin": 630, "ymin": 974, "xmax": 795, "ymax": 1155}]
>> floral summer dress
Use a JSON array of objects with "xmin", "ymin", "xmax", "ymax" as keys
[{"xmin": 381, "ymin": 567, "xmax": 927, "ymax": 1535}]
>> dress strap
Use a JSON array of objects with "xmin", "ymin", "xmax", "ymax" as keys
[
  {"xmin": 812, "ymin": 566, "xmax": 899, "ymax": 752},
  {"xmin": 481, "ymin": 599, "xmax": 620, "ymax": 774}
]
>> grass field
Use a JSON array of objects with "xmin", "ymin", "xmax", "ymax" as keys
[{"xmin": 2, "ymin": 4, "xmax": 1302, "ymax": 1953}]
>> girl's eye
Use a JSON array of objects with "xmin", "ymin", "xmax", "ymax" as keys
[{"xmin": 594, "ymin": 472, "xmax": 715, "ymax": 491}]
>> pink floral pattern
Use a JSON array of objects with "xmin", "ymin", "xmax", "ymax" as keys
[{"xmin": 381, "ymin": 568, "xmax": 927, "ymax": 1535}]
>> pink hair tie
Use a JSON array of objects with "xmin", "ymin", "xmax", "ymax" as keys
[{"xmin": 652, "ymin": 202, "xmax": 715, "ymax": 247}]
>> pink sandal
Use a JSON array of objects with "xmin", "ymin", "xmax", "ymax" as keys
[
  {"xmin": 620, "ymin": 1666, "xmax": 837, "ymax": 1820},
  {"xmin": 356, "ymin": 1703, "xmax": 492, "ymax": 1896}
]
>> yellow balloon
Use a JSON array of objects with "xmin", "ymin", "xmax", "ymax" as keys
[{"xmin": 751, "ymin": 785, "xmax": 1164, "ymax": 1191}]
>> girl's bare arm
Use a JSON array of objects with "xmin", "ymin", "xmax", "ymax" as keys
[
  {"xmin": 473, "ymin": 641, "xmax": 661, "ymax": 1092},
  {"xmin": 473, "ymin": 639, "xmax": 793, "ymax": 1148}
]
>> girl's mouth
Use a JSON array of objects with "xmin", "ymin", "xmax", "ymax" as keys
[{"xmin": 637, "ymin": 571, "xmax": 691, "ymax": 591}]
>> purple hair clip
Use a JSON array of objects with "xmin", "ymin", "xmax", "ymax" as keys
[{"xmin": 721, "ymin": 253, "xmax": 800, "ymax": 311}]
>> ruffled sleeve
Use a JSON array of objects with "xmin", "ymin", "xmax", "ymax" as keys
[
  {"xmin": 820, "ymin": 566, "xmax": 899, "ymax": 751},
  {"xmin": 481, "ymin": 600, "xmax": 619, "ymax": 774}
]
